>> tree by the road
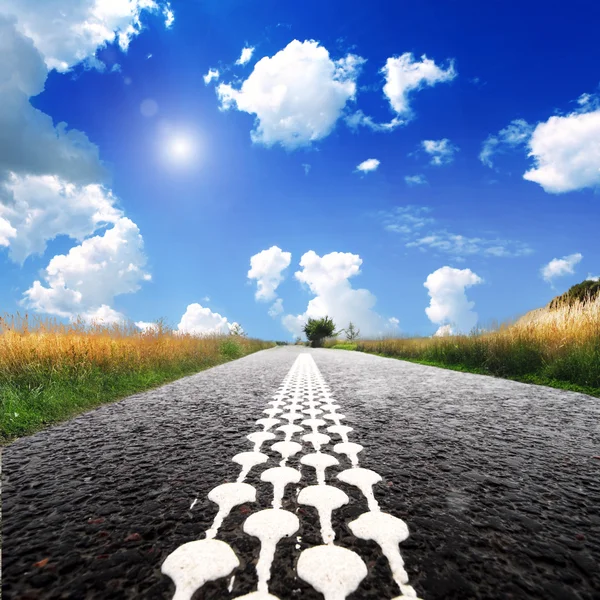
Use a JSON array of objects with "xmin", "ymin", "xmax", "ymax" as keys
[
  {"xmin": 345, "ymin": 321, "xmax": 360, "ymax": 341},
  {"xmin": 303, "ymin": 316, "xmax": 336, "ymax": 348}
]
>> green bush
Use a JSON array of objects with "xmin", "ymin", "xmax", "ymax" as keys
[
  {"xmin": 303, "ymin": 316, "xmax": 337, "ymax": 348},
  {"xmin": 549, "ymin": 279, "xmax": 600, "ymax": 309},
  {"xmin": 219, "ymin": 339, "xmax": 243, "ymax": 359}
]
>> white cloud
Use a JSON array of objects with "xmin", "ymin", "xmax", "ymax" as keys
[
  {"xmin": 587, "ymin": 274, "xmax": 599, "ymax": 282},
  {"xmin": 0, "ymin": 174, "xmax": 122, "ymax": 263},
  {"xmin": 345, "ymin": 109, "xmax": 403, "ymax": 132},
  {"xmin": 481, "ymin": 101, "xmax": 600, "ymax": 193},
  {"xmin": 407, "ymin": 231, "xmax": 532, "ymax": 258},
  {"xmin": 356, "ymin": 158, "xmax": 380, "ymax": 173},
  {"xmin": 203, "ymin": 68, "xmax": 219, "ymax": 85},
  {"xmin": 0, "ymin": 17, "xmax": 106, "ymax": 187},
  {"xmin": 248, "ymin": 245, "xmax": 292, "ymax": 301},
  {"xmin": 577, "ymin": 92, "xmax": 600, "ymax": 110},
  {"xmin": 380, "ymin": 205, "xmax": 434, "ymax": 235},
  {"xmin": 421, "ymin": 139, "xmax": 457, "ymax": 166},
  {"xmin": 0, "ymin": 7, "xmax": 156, "ymax": 323},
  {"xmin": 523, "ymin": 110, "xmax": 600, "ymax": 193},
  {"xmin": 0, "ymin": 0, "xmax": 170, "ymax": 72},
  {"xmin": 380, "ymin": 206, "xmax": 532, "ymax": 258},
  {"xmin": 388, "ymin": 317, "xmax": 400, "ymax": 329},
  {"xmin": 84, "ymin": 304, "xmax": 126, "ymax": 324},
  {"xmin": 405, "ymin": 174, "xmax": 427, "ymax": 186},
  {"xmin": 424, "ymin": 266, "xmax": 483, "ymax": 334},
  {"xmin": 479, "ymin": 119, "xmax": 533, "ymax": 168},
  {"xmin": 228, "ymin": 322, "xmax": 244, "ymax": 335},
  {"xmin": 217, "ymin": 40, "xmax": 365, "ymax": 149},
  {"xmin": 177, "ymin": 303, "xmax": 232, "ymax": 335},
  {"xmin": 163, "ymin": 2, "xmax": 174, "ymax": 28},
  {"xmin": 382, "ymin": 53, "xmax": 456, "ymax": 117},
  {"xmin": 433, "ymin": 324, "xmax": 454, "ymax": 337},
  {"xmin": 346, "ymin": 53, "xmax": 455, "ymax": 132},
  {"xmin": 135, "ymin": 320, "xmax": 158, "ymax": 332},
  {"xmin": 0, "ymin": 216, "xmax": 16, "ymax": 246},
  {"xmin": 236, "ymin": 46, "xmax": 255, "ymax": 66},
  {"xmin": 23, "ymin": 218, "xmax": 150, "ymax": 318},
  {"xmin": 540, "ymin": 253, "xmax": 582, "ymax": 283},
  {"xmin": 268, "ymin": 298, "xmax": 284, "ymax": 317},
  {"xmin": 282, "ymin": 250, "xmax": 388, "ymax": 338},
  {"xmin": 302, "ymin": 163, "xmax": 311, "ymax": 175}
]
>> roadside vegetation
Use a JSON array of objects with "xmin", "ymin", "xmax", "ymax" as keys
[
  {"xmin": 0, "ymin": 314, "xmax": 274, "ymax": 443},
  {"xmin": 303, "ymin": 316, "xmax": 337, "ymax": 347},
  {"xmin": 323, "ymin": 286, "xmax": 600, "ymax": 398}
]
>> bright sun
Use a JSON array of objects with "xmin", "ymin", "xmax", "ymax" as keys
[{"xmin": 168, "ymin": 136, "xmax": 193, "ymax": 161}]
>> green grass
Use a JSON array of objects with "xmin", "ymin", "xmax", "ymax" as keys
[
  {"xmin": 1, "ymin": 339, "xmax": 272, "ymax": 444},
  {"xmin": 330, "ymin": 345, "xmax": 600, "ymax": 398}
]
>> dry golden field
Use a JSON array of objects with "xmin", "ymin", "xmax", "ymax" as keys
[
  {"xmin": 329, "ymin": 295, "xmax": 600, "ymax": 396},
  {"xmin": 0, "ymin": 313, "xmax": 273, "ymax": 442}
]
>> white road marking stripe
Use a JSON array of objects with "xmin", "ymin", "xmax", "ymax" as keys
[{"xmin": 161, "ymin": 353, "xmax": 421, "ymax": 600}]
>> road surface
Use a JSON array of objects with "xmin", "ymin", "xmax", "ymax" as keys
[{"xmin": 2, "ymin": 347, "xmax": 599, "ymax": 599}]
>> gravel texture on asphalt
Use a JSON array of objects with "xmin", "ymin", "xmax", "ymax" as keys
[{"xmin": 2, "ymin": 346, "xmax": 599, "ymax": 600}]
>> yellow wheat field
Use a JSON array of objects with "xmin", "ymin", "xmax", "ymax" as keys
[
  {"xmin": 0, "ymin": 313, "xmax": 265, "ymax": 382},
  {"xmin": 363, "ymin": 295, "xmax": 599, "ymax": 349},
  {"xmin": 337, "ymin": 295, "xmax": 600, "ymax": 391}
]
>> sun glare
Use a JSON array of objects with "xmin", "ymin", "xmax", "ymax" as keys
[{"xmin": 168, "ymin": 135, "xmax": 193, "ymax": 161}]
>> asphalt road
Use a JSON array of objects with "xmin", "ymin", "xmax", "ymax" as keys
[{"xmin": 2, "ymin": 346, "xmax": 599, "ymax": 600}]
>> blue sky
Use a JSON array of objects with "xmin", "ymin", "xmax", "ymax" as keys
[{"xmin": 1, "ymin": 0, "xmax": 599, "ymax": 339}]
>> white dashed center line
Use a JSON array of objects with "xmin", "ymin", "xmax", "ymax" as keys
[{"xmin": 161, "ymin": 353, "xmax": 421, "ymax": 599}]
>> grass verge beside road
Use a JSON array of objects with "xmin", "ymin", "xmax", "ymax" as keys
[
  {"xmin": 0, "ymin": 314, "xmax": 274, "ymax": 444},
  {"xmin": 326, "ymin": 296, "xmax": 600, "ymax": 398}
]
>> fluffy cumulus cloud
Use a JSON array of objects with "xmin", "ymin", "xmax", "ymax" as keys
[
  {"xmin": 356, "ymin": 158, "xmax": 380, "ymax": 173},
  {"xmin": 524, "ymin": 110, "xmax": 600, "ymax": 193},
  {"xmin": 282, "ymin": 251, "xmax": 388, "ymax": 338},
  {"xmin": 480, "ymin": 97, "xmax": 600, "ymax": 193},
  {"xmin": 382, "ymin": 53, "xmax": 456, "ymax": 117},
  {"xmin": 203, "ymin": 68, "xmax": 219, "ymax": 85},
  {"xmin": 421, "ymin": 139, "xmax": 458, "ymax": 166},
  {"xmin": 0, "ymin": 216, "xmax": 16, "ymax": 245},
  {"xmin": 0, "ymin": 17, "xmax": 106, "ymax": 187},
  {"xmin": 0, "ymin": 2, "xmax": 170, "ymax": 319},
  {"xmin": 236, "ymin": 46, "xmax": 255, "ymax": 65},
  {"xmin": 84, "ymin": 304, "xmax": 126, "ymax": 325},
  {"xmin": 23, "ymin": 218, "xmax": 150, "ymax": 319},
  {"xmin": 248, "ymin": 246, "xmax": 292, "ymax": 301},
  {"xmin": 268, "ymin": 298, "xmax": 284, "ymax": 317},
  {"xmin": 347, "ymin": 53, "xmax": 456, "ymax": 132},
  {"xmin": 540, "ymin": 253, "xmax": 583, "ymax": 283},
  {"xmin": 0, "ymin": 174, "xmax": 122, "ymax": 263},
  {"xmin": 433, "ymin": 324, "xmax": 453, "ymax": 337},
  {"xmin": 0, "ymin": 0, "xmax": 171, "ymax": 72},
  {"xmin": 135, "ymin": 320, "xmax": 158, "ymax": 332},
  {"xmin": 217, "ymin": 40, "xmax": 365, "ymax": 149},
  {"xmin": 163, "ymin": 2, "xmax": 174, "ymax": 28},
  {"xmin": 479, "ymin": 119, "xmax": 533, "ymax": 168},
  {"xmin": 177, "ymin": 303, "xmax": 233, "ymax": 335},
  {"xmin": 424, "ymin": 266, "xmax": 483, "ymax": 335}
]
